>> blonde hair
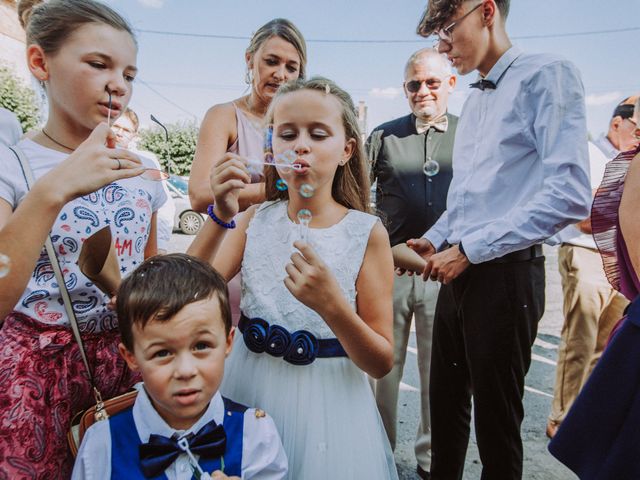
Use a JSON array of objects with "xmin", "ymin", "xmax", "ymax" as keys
[
  {"xmin": 246, "ymin": 18, "xmax": 307, "ymax": 79},
  {"xmin": 263, "ymin": 77, "xmax": 371, "ymax": 213},
  {"xmin": 18, "ymin": 0, "xmax": 136, "ymax": 55}
]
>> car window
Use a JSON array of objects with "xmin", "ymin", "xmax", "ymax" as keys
[{"xmin": 168, "ymin": 175, "xmax": 189, "ymax": 195}]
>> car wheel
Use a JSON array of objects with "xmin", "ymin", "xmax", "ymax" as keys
[{"xmin": 179, "ymin": 211, "xmax": 203, "ymax": 235}]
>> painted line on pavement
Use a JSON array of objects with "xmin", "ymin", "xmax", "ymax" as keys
[
  {"xmin": 534, "ymin": 338, "xmax": 559, "ymax": 350},
  {"xmin": 532, "ymin": 353, "xmax": 556, "ymax": 366},
  {"xmin": 525, "ymin": 386, "xmax": 553, "ymax": 398},
  {"xmin": 400, "ymin": 382, "xmax": 419, "ymax": 392}
]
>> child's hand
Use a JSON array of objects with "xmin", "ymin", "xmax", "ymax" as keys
[
  {"xmin": 209, "ymin": 153, "xmax": 251, "ymax": 221},
  {"xmin": 284, "ymin": 241, "xmax": 343, "ymax": 317},
  {"xmin": 45, "ymin": 123, "xmax": 144, "ymax": 203}
]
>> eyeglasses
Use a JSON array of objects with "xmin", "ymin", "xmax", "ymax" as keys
[
  {"xmin": 626, "ymin": 117, "xmax": 640, "ymax": 140},
  {"xmin": 405, "ymin": 77, "xmax": 450, "ymax": 93},
  {"xmin": 435, "ymin": 2, "xmax": 483, "ymax": 45}
]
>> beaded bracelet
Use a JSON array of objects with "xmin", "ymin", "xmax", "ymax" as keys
[{"xmin": 207, "ymin": 204, "xmax": 236, "ymax": 229}]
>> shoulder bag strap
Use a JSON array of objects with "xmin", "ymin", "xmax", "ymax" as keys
[{"xmin": 9, "ymin": 145, "xmax": 97, "ymax": 388}]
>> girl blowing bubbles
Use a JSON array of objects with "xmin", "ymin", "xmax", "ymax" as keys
[
  {"xmin": 0, "ymin": 1, "xmax": 165, "ymax": 477},
  {"xmin": 188, "ymin": 78, "xmax": 398, "ymax": 479}
]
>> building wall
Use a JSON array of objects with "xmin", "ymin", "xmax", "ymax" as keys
[{"xmin": 0, "ymin": 0, "xmax": 30, "ymax": 82}]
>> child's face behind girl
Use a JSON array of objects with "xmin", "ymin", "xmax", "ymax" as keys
[
  {"xmin": 271, "ymin": 89, "xmax": 355, "ymax": 202},
  {"xmin": 31, "ymin": 22, "xmax": 137, "ymax": 136}
]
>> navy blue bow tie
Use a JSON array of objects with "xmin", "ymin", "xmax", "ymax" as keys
[
  {"xmin": 469, "ymin": 79, "xmax": 496, "ymax": 91},
  {"xmin": 139, "ymin": 420, "xmax": 227, "ymax": 478}
]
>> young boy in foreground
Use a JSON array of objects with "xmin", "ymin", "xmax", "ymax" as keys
[{"xmin": 72, "ymin": 254, "xmax": 287, "ymax": 479}]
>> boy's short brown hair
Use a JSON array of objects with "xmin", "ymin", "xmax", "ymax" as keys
[
  {"xmin": 116, "ymin": 254, "xmax": 231, "ymax": 351},
  {"xmin": 417, "ymin": 0, "xmax": 510, "ymax": 38}
]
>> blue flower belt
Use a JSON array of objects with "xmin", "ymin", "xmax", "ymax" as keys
[{"xmin": 239, "ymin": 313, "xmax": 348, "ymax": 366}]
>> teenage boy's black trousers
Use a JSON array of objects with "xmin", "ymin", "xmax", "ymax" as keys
[{"xmin": 429, "ymin": 256, "xmax": 545, "ymax": 480}]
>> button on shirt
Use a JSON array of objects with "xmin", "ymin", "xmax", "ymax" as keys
[{"xmin": 423, "ymin": 46, "xmax": 591, "ymax": 264}]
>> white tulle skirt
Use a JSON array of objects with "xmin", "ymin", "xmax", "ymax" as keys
[{"xmin": 221, "ymin": 337, "xmax": 399, "ymax": 480}]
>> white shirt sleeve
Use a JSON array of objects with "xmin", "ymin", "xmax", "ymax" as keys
[
  {"xmin": 461, "ymin": 61, "xmax": 591, "ymax": 263},
  {"xmin": 422, "ymin": 209, "xmax": 449, "ymax": 250},
  {"xmin": 241, "ymin": 409, "xmax": 288, "ymax": 480},
  {"xmin": 0, "ymin": 108, "xmax": 23, "ymax": 147},
  {"xmin": 71, "ymin": 419, "xmax": 113, "ymax": 480}
]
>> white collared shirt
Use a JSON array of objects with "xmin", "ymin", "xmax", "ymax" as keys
[
  {"xmin": 72, "ymin": 385, "xmax": 288, "ymax": 480},
  {"xmin": 423, "ymin": 46, "xmax": 591, "ymax": 263}
]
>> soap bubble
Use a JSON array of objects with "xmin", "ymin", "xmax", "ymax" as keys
[
  {"xmin": 297, "ymin": 209, "xmax": 312, "ymax": 225},
  {"xmin": 423, "ymin": 159, "xmax": 440, "ymax": 177},
  {"xmin": 274, "ymin": 153, "xmax": 293, "ymax": 172},
  {"xmin": 299, "ymin": 183, "xmax": 315, "ymax": 199},
  {"xmin": 276, "ymin": 179, "xmax": 288, "ymax": 191},
  {"xmin": 282, "ymin": 150, "xmax": 297, "ymax": 164},
  {"xmin": 246, "ymin": 158, "xmax": 265, "ymax": 177},
  {"xmin": 0, "ymin": 253, "xmax": 10, "ymax": 278},
  {"xmin": 297, "ymin": 209, "xmax": 312, "ymax": 243}
]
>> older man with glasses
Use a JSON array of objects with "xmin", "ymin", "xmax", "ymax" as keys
[
  {"xmin": 367, "ymin": 48, "xmax": 458, "ymax": 480},
  {"xmin": 408, "ymin": 1, "xmax": 591, "ymax": 478},
  {"xmin": 547, "ymin": 96, "xmax": 639, "ymax": 440}
]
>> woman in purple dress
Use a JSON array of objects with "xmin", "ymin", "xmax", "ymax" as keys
[{"xmin": 549, "ymin": 99, "xmax": 640, "ymax": 479}]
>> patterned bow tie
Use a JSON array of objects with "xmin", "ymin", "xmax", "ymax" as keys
[
  {"xmin": 469, "ymin": 79, "xmax": 496, "ymax": 91},
  {"xmin": 139, "ymin": 420, "xmax": 227, "ymax": 478},
  {"xmin": 416, "ymin": 115, "xmax": 448, "ymax": 134}
]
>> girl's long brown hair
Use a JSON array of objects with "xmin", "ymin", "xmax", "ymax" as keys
[{"xmin": 263, "ymin": 77, "xmax": 371, "ymax": 213}]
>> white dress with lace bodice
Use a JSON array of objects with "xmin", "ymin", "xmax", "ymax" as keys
[{"xmin": 221, "ymin": 200, "xmax": 398, "ymax": 480}]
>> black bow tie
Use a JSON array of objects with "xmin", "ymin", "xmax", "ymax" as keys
[
  {"xmin": 139, "ymin": 420, "xmax": 227, "ymax": 478},
  {"xmin": 469, "ymin": 79, "xmax": 496, "ymax": 91}
]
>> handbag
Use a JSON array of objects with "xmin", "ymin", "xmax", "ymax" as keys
[{"xmin": 9, "ymin": 145, "xmax": 137, "ymax": 457}]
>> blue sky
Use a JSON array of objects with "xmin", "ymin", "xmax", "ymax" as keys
[{"xmin": 103, "ymin": 0, "xmax": 640, "ymax": 137}]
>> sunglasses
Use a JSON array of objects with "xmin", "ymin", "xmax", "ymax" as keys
[
  {"xmin": 626, "ymin": 117, "xmax": 640, "ymax": 140},
  {"xmin": 405, "ymin": 77, "xmax": 450, "ymax": 93}
]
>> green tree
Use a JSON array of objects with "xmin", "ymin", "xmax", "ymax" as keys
[
  {"xmin": 0, "ymin": 65, "xmax": 41, "ymax": 132},
  {"xmin": 138, "ymin": 122, "xmax": 199, "ymax": 176}
]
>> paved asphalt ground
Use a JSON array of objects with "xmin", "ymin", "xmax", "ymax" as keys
[{"xmin": 169, "ymin": 234, "xmax": 577, "ymax": 479}]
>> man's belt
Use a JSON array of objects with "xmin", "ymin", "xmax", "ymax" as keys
[{"xmin": 486, "ymin": 244, "xmax": 543, "ymax": 264}]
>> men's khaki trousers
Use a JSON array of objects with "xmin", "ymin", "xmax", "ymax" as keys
[
  {"xmin": 550, "ymin": 244, "xmax": 629, "ymax": 424},
  {"xmin": 374, "ymin": 273, "xmax": 439, "ymax": 472}
]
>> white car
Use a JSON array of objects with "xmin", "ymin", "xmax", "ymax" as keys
[{"xmin": 166, "ymin": 175, "xmax": 205, "ymax": 235}]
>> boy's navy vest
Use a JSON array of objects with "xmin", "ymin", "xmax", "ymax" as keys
[{"xmin": 110, "ymin": 397, "xmax": 247, "ymax": 479}]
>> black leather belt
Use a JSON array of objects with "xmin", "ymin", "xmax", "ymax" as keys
[{"xmin": 485, "ymin": 244, "xmax": 543, "ymax": 264}]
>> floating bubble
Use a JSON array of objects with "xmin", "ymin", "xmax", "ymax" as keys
[
  {"xmin": 297, "ymin": 209, "xmax": 312, "ymax": 243},
  {"xmin": 282, "ymin": 150, "xmax": 297, "ymax": 164},
  {"xmin": 264, "ymin": 152, "xmax": 274, "ymax": 165},
  {"xmin": 276, "ymin": 179, "xmax": 288, "ymax": 191},
  {"xmin": 423, "ymin": 159, "xmax": 440, "ymax": 177},
  {"xmin": 246, "ymin": 158, "xmax": 265, "ymax": 177},
  {"xmin": 297, "ymin": 209, "xmax": 312, "ymax": 225},
  {"xmin": 299, "ymin": 183, "xmax": 315, "ymax": 199},
  {"xmin": 274, "ymin": 153, "xmax": 293, "ymax": 172},
  {"xmin": 0, "ymin": 253, "xmax": 10, "ymax": 278}
]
